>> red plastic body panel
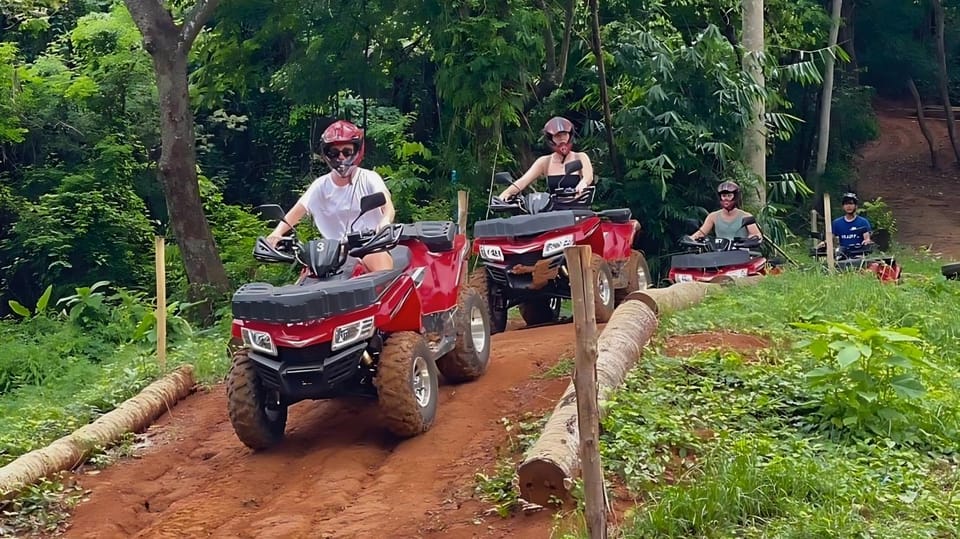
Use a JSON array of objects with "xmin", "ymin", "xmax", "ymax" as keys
[
  {"xmin": 600, "ymin": 221, "xmax": 637, "ymax": 262},
  {"xmin": 667, "ymin": 256, "xmax": 768, "ymax": 283}
]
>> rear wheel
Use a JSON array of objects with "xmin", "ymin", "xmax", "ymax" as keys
[
  {"xmin": 375, "ymin": 332, "xmax": 439, "ymax": 437},
  {"xmin": 226, "ymin": 349, "xmax": 288, "ymax": 450},
  {"xmin": 437, "ymin": 287, "xmax": 492, "ymax": 383},
  {"xmin": 615, "ymin": 250, "xmax": 652, "ymax": 304},
  {"xmin": 470, "ymin": 267, "xmax": 507, "ymax": 333},
  {"xmin": 591, "ymin": 255, "xmax": 616, "ymax": 323}
]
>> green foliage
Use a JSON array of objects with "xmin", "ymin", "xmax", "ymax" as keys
[
  {"xmin": 860, "ymin": 197, "xmax": 898, "ymax": 236},
  {"xmin": 793, "ymin": 318, "xmax": 935, "ymax": 435}
]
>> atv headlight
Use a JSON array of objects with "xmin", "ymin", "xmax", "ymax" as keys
[
  {"xmin": 241, "ymin": 328, "xmax": 277, "ymax": 357},
  {"xmin": 479, "ymin": 245, "xmax": 504, "ymax": 262},
  {"xmin": 332, "ymin": 316, "xmax": 376, "ymax": 351},
  {"xmin": 542, "ymin": 234, "xmax": 575, "ymax": 257}
]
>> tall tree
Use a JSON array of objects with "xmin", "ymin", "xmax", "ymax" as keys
[
  {"xmin": 123, "ymin": 0, "xmax": 230, "ymax": 300},
  {"xmin": 931, "ymin": 0, "xmax": 960, "ymax": 165},
  {"xmin": 588, "ymin": 0, "xmax": 622, "ymax": 182},
  {"xmin": 814, "ymin": 0, "xmax": 843, "ymax": 183},
  {"xmin": 742, "ymin": 0, "xmax": 766, "ymax": 206}
]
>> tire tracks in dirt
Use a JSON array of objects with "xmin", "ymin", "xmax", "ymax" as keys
[{"xmin": 62, "ymin": 325, "xmax": 575, "ymax": 539}]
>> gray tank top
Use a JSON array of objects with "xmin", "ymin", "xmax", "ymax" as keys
[{"xmin": 713, "ymin": 210, "xmax": 748, "ymax": 240}]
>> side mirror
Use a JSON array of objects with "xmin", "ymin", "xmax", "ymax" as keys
[
  {"xmin": 809, "ymin": 230, "xmax": 825, "ymax": 240},
  {"xmin": 359, "ymin": 192, "xmax": 387, "ymax": 214},
  {"xmin": 683, "ymin": 218, "xmax": 700, "ymax": 234},
  {"xmin": 564, "ymin": 160, "xmax": 583, "ymax": 174},
  {"xmin": 494, "ymin": 172, "xmax": 515, "ymax": 186},
  {"xmin": 741, "ymin": 215, "xmax": 757, "ymax": 226},
  {"xmin": 253, "ymin": 204, "xmax": 286, "ymax": 222}
]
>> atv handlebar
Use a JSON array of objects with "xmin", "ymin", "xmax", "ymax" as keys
[{"xmin": 679, "ymin": 234, "xmax": 762, "ymax": 252}]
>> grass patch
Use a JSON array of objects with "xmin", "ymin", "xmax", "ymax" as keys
[{"xmin": 595, "ymin": 250, "xmax": 960, "ymax": 537}]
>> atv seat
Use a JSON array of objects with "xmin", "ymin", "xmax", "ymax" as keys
[
  {"xmin": 401, "ymin": 221, "xmax": 456, "ymax": 252},
  {"xmin": 598, "ymin": 208, "xmax": 632, "ymax": 223}
]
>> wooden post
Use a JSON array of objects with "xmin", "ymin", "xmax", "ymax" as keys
[
  {"xmin": 457, "ymin": 190, "xmax": 470, "ymax": 285},
  {"xmin": 155, "ymin": 235, "xmax": 167, "ymax": 371},
  {"xmin": 564, "ymin": 245, "xmax": 607, "ymax": 539},
  {"xmin": 810, "ymin": 209, "xmax": 819, "ymax": 246},
  {"xmin": 823, "ymin": 193, "xmax": 835, "ymax": 273}
]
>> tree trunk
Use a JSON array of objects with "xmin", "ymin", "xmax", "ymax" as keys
[
  {"xmin": 517, "ymin": 300, "xmax": 658, "ymax": 506},
  {"xmin": 123, "ymin": 0, "xmax": 230, "ymax": 305},
  {"xmin": 932, "ymin": 0, "xmax": 960, "ymax": 164},
  {"xmin": 814, "ymin": 0, "xmax": 843, "ymax": 179},
  {"xmin": 838, "ymin": 0, "xmax": 858, "ymax": 85},
  {"xmin": 907, "ymin": 78, "xmax": 938, "ymax": 168},
  {"xmin": 742, "ymin": 0, "xmax": 766, "ymax": 207},
  {"xmin": 587, "ymin": 0, "xmax": 623, "ymax": 182},
  {"xmin": 0, "ymin": 366, "xmax": 195, "ymax": 497}
]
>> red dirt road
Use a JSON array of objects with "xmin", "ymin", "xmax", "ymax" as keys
[{"xmin": 63, "ymin": 325, "xmax": 574, "ymax": 539}]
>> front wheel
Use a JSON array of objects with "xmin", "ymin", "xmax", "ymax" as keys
[
  {"xmin": 437, "ymin": 287, "xmax": 492, "ymax": 383},
  {"xmin": 470, "ymin": 267, "xmax": 507, "ymax": 334},
  {"xmin": 226, "ymin": 349, "xmax": 288, "ymax": 450},
  {"xmin": 375, "ymin": 332, "xmax": 439, "ymax": 437},
  {"xmin": 615, "ymin": 250, "xmax": 652, "ymax": 304}
]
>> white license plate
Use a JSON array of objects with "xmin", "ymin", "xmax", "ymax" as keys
[
  {"xmin": 725, "ymin": 268, "xmax": 749, "ymax": 278},
  {"xmin": 675, "ymin": 273, "xmax": 694, "ymax": 282}
]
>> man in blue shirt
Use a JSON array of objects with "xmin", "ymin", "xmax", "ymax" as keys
[{"xmin": 820, "ymin": 192, "xmax": 873, "ymax": 248}]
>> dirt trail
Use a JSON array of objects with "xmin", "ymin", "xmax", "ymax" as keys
[
  {"xmin": 855, "ymin": 105, "xmax": 960, "ymax": 260},
  {"xmin": 62, "ymin": 325, "xmax": 574, "ymax": 539}
]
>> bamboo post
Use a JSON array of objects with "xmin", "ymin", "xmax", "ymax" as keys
[
  {"xmin": 564, "ymin": 245, "xmax": 607, "ymax": 539},
  {"xmin": 810, "ymin": 209, "xmax": 819, "ymax": 248},
  {"xmin": 823, "ymin": 193, "xmax": 835, "ymax": 273},
  {"xmin": 155, "ymin": 235, "xmax": 167, "ymax": 371},
  {"xmin": 457, "ymin": 190, "xmax": 470, "ymax": 285}
]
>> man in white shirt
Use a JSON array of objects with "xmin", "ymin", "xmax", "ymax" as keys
[{"xmin": 266, "ymin": 120, "xmax": 396, "ymax": 272}]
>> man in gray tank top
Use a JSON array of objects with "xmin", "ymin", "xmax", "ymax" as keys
[{"xmin": 690, "ymin": 181, "xmax": 763, "ymax": 241}]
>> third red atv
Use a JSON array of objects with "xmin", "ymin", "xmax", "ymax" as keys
[{"xmin": 470, "ymin": 159, "xmax": 651, "ymax": 333}]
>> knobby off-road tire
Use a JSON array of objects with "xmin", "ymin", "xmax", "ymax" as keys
[
  {"xmin": 614, "ymin": 250, "xmax": 652, "ymax": 304},
  {"xmin": 470, "ymin": 267, "xmax": 507, "ymax": 334},
  {"xmin": 226, "ymin": 349, "xmax": 288, "ymax": 450},
  {"xmin": 591, "ymin": 255, "xmax": 615, "ymax": 323},
  {"xmin": 375, "ymin": 332, "xmax": 439, "ymax": 437},
  {"xmin": 437, "ymin": 287, "xmax": 492, "ymax": 383},
  {"xmin": 519, "ymin": 297, "xmax": 560, "ymax": 326}
]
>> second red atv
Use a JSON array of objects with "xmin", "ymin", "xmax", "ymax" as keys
[
  {"xmin": 668, "ymin": 218, "xmax": 772, "ymax": 283},
  {"xmin": 470, "ymin": 159, "xmax": 651, "ymax": 333},
  {"xmin": 226, "ymin": 193, "xmax": 492, "ymax": 450}
]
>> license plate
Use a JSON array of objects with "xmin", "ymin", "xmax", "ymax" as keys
[
  {"xmin": 675, "ymin": 273, "xmax": 694, "ymax": 282},
  {"xmin": 726, "ymin": 268, "xmax": 748, "ymax": 278}
]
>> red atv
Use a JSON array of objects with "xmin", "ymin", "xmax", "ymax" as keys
[
  {"xmin": 227, "ymin": 193, "xmax": 491, "ymax": 449},
  {"xmin": 668, "ymin": 217, "xmax": 770, "ymax": 283},
  {"xmin": 470, "ymin": 160, "xmax": 651, "ymax": 333},
  {"xmin": 811, "ymin": 243, "xmax": 902, "ymax": 283}
]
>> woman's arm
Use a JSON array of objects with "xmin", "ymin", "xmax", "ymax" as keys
[
  {"xmin": 499, "ymin": 155, "xmax": 548, "ymax": 198},
  {"xmin": 691, "ymin": 212, "xmax": 716, "ymax": 240}
]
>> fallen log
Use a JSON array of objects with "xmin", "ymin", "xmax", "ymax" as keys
[
  {"xmin": 517, "ymin": 276, "xmax": 764, "ymax": 506},
  {"xmin": 517, "ymin": 300, "xmax": 658, "ymax": 506},
  {"xmin": 0, "ymin": 364, "xmax": 196, "ymax": 497}
]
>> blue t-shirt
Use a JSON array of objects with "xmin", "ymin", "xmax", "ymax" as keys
[{"xmin": 832, "ymin": 215, "xmax": 871, "ymax": 247}]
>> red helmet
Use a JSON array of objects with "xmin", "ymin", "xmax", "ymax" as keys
[
  {"xmin": 320, "ymin": 120, "xmax": 365, "ymax": 176},
  {"xmin": 542, "ymin": 116, "xmax": 575, "ymax": 157}
]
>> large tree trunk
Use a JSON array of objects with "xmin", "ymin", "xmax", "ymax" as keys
[
  {"xmin": 907, "ymin": 78, "xmax": 938, "ymax": 168},
  {"xmin": 742, "ymin": 0, "xmax": 766, "ymax": 208},
  {"xmin": 932, "ymin": 0, "xmax": 960, "ymax": 164},
  {"xmin": 0, "ymin": 366, "xmax": 195, "ymax": 497},
  {"xmin": 124, "ymin": 0, "xmax": 230, "ymax": 303},
  {"xmin": 517, "ymin": 300, "xmax": 658, "ymax": 506},
  {"xmin": 587, "ymin": 0, "xmax": 623, "ymax": 182}
]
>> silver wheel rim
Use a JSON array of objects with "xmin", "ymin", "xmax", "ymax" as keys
[
  {"xmin": 598, "ymin": 271, "xmax": 612, "ymax": 305},
  {"xmin": 469, "ymin": 305, "xmax": 487, "ymax": 353},
  {"xmin": 412, "ymin": 355, "xmax": 432, "ymax": 408}
]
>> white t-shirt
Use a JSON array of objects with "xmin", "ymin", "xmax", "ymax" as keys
[{"xmin": 298, "ymin": 168, "xmax": 389, "ymax": 239}]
